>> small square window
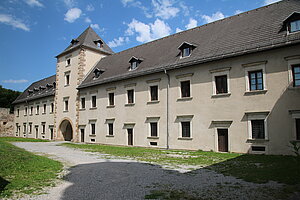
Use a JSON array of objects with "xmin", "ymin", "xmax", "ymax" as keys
[
  {"xmin": 127, "ymin": 89, "xmax": 134, "ymax": 104},
  {"xmin": 150, "ymin": 122, "xmax": 158, "ymax": 137},
  {"xmin": 215, "ymin": 75, "xmax": 228, "ymax": 94},
  {"xmin": 92, "ymin": 96, "xmax": 97, "ymax": 108},
  {"xmin": 150, "ymin": 86, "xmax": 158, "ymax": 101},
  {"xmin": 249, "ymin": 70, "xmax": 263, "ymax": 91},
  {"xmin": 251, "ymin": 120, "xmax": 265, "ymax": 139},
  {"xmin": 131, "ymin": 62, "xmax": 138, "ymax": 70},
  {"xmin": 181, "ymin": 81, "xmax": 190, "ymax": 98},
  {"xmin": 181, "ymin": 121, "xmax": 190, "ymax": 138},
  {"xmin": 182, "ymin": 48, "xmax": 190, "ymax": 57},
  {"xmin": 109, "ymin": 93, "xmax": 114, "ymax": 106},
  {"xmin": 108, "ymin": 123, "xmax": 114, "ymax": 136},
  {"xmin": 292, "ymin": 65, "xmax": 300, "ymax": 87},
  {"xmin": 81, "ymin": 97, "xmax": 85, "ymax": 109}
]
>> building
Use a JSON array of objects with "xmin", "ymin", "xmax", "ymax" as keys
[{"xmin": 13, "ymin": 0, "xmax": 300, "ymax": 155}]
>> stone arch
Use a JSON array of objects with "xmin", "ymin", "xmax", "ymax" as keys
[{"xmin": 59, "ymin": 118, "xmax": 74, "ymax": 141}]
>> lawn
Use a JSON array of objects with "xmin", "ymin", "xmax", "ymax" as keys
[
  {"xmin": 62, "ymin": 143, "xmax": 300, "ymax": 185},
  {"xmin": 0, "ymin": 137, "xmax": 63, "ymax": 198}
]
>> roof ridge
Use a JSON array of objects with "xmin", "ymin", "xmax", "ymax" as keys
[
  {"xmin": 29, "ymin": 74, "xmax": 56, "ymax": 86},
  {"xmin": 108, "ymin": 0, "xmax": 286, "ymax": 57}
]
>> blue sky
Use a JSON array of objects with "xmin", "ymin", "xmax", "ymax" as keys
[{"xmin": 0, "ymin": 0, "xmax": 281, "ymax": 91}]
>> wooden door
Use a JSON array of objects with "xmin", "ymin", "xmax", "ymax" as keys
[
  {"xmin": 218, "ymin": 129, "xmax": 228, "ymax": 152},
  {"xmin": 127, "ymin": 129, "xmax": 133, "ymax": 146}
]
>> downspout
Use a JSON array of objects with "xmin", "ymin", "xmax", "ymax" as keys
[{"xmin": 164, "ymin": 69, "xmax": 170, "ymax": 150}]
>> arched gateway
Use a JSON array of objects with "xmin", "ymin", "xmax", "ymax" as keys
[{"xmin": 59, "ymin": 120, "xmax": 73, "ymax": 141}]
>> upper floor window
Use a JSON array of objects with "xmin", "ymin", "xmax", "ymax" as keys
[
  {"xmin": 93, "ymin": 68, "xmax": 105, "ymax": 79},
  {"xmin": 292, "ymin": 65, "xmax": 300, "ymax": 87},
  {"xmin": 94, "ymin": 40, "xmax": 103, "ymax": 48},
  {"xmin": 109, "ymin": 93, "xmax": 114, "ymax": 106},
  {"xmin": 127, "ymin": 89, "xmax": 134, "ymax": 104},
  {"xmin": 181, "ymin": 80, "xmax": 190, "ymax": 98},
  {"xmin": 17, "ymin": 109, "xmax": 19, "ymax": 117},
  {"xmin": 66, "ymin": 58, "xmax": 71, "ymax": 66},
  {"xmin": 65, "ymin": 72, "xmax": 70, "ymax": 86},
  {"xmin": 81, "ymin": 97, "xmax": 86, "ymax": 109},
  {"xmin": 50, "ymin": 103, "xmax": 54, "ymax": 113},
  {"xmin": 150, "ymin": 85, "xmax": 158, "ymax": 101},
  {"xmin": 30, "ymin": 106, "xmax": 33, "ymax": 115},
  {"xmin": 36, "ymin": 105, "xmax": 39, "ymax": 115},
  {"xmin": 64, "ymin": 100, "xmax": 69, "ymax": 111},
  {"xmin": 91, "ymin": 95, "xmax": 97, "ymax": 108},
  {"xmin": 249, "ymin": 70, "xmax": 263, "ymax": 91},
  {"xmin": 24, "ymin": 107, "xmax": 28, "ymax": 116},
  {"xmin": 178, "ymin": 42, "xmax": 196, "ymax": 58},
  {"xmin": 290, "ymin": 20, "xmax": 300, "ymax": 33},
  {"xmin": 215, "ymin": 75, "xmax": 228, "ymax": 94},
  {"xmin": 43, "ymin": 104, "xmax": 46, "ymax": 114},
  {"xmin": 129, "ymin": 56, "xmax": 142, "ymax": 71}
]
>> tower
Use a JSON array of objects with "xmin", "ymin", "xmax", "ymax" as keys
[{"xmin": 54, "ymin": 27, "xmax": 113, "ymax": 141}]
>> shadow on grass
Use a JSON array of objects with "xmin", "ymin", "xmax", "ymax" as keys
[
  {"xmin": 0, "ymin": 176, "xmax": 10, "ymax": 195},
  {"xmin": 60, "ymin": 155, "xmax": 300, "ymax": 200}
]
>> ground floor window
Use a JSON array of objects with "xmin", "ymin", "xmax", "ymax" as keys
[
  {"xmin": 108, "ymin": 123, "xmax": 114, "ymax": 136},
  {"xmin": 150, "ymin": 122, "xmax": 158, "ymax": 137},
  {"xmin": 181, "ymin": 121, "xmax": 191, "ymax": 138},
  {"xmin": 251, "ymin": 120, "xmax": 265, "ymax": 139},
  {"xmin": 296, "ymin": 119, "xmax": 300, "ymax": 140}
]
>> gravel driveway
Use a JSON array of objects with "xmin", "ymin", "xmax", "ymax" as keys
[{"xmin": 12, "ymin": 142, "xmax": 295, "ymax": 200}]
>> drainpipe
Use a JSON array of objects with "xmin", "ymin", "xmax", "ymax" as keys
[{"xmin": 164, "ymin": 69, "xmax": 170, "ymax": 150}]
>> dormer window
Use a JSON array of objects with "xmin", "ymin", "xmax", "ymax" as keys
[
  {"xmin": 178, "ymin": 42, "xmax": 197, "ymax": 58},
  {"xmin": 94, "ymin": 40, "xmax": 103, "ymax": 48},
  {"xmin": 70, "ymin": 39, "xmax": 79, "ymax": 46},
  {"xmin": 290, "ymin": 20, "xmax": 300, "ymax": 33},
  {"xmin": 129, "ymin": 56, "xmax": 142, "ymax": 71},
  {"xmin": 93, "ymin": 68, "xmax": 105, "ymax": 79}
]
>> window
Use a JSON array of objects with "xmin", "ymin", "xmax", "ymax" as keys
[
  {"xmin": 150, "ymin": 122, "xmax": 158, "ymax": 137},
  {"xmin": 91, "ymin": 123, "xmax": 96, "ymax": 135},
  {"xmin": 81, "ymin": 97, "xmax": 85, "ymax": 109},
  {"xmin": 91, "ymin": 95, "xmax": 97, "ymax": 108},
  {"xmin": 43, "ymin": 104, "xmax": 46, "ymax": 114},
  {"xmin": 109, "ymin": 93, "xmax": 114, "ymax": 106},
  {"xmin": 50, "ymin": 103, "xmax": 54, "ymax": 113},
  {"xmin": 182, "ymin": 47, "xmax": 191, "ymax": 57},
  {"xmin": 65, "ymin": 73, "xmax": 70, "ymax": 86},
  {"xmin": 66, "ymin": 58, "xmax": 71, "ymax": 66},
  {"xmin": 23, "ymin": 123, "xmax": 26, "ymax": 133},
  {"xmin": 296, "ymin": 119, "xmax": 300, "ymax": 140},
  {"xmin": 150, "ymin": 86, "xmax": 158, "ymax": 101},
  {"xmin": 215, "ymin": 75, "xmax": 228, "ymax": 94},
  {"xmin": 30, "ymin": 106, "xmax": 33, "ymax": 115},
  {"xmin": 290, "ymin": 20, "xmax": 300, "ymax": 33},
  {"xmin": 130, "ymin": 61, "xmax": 138, "ymax": 70},
  {"xmin": 42, "ymin": 123, "xmax": 46, "ymax": 134},
  {"xmin": 181, "ymin": 122, "xmax": 191, "ymax": 138},
  {"xmin": 94, "ymin": 40, "xmax": 103, "ymax": 48},
  {"xmin": 292, "ymin": 65, "xmax": 300, "ymax": 87},
  {"xmin": 29, "ymin": 123, "xmax": 32, "ymax": 134},
  {"xmin": 108, "ymin": 123, "xmax": 114, "ymax": 136},
  {"xmin": 64, "ymin": 100, "xmax": 69, "ymax": 111},
  {"xmin": 127, "ymin": 89, "xmax": 134, "ymax": 104},
  {"xmin": 249, "ymin": 70, "xmax": 263, "ymax": 91},
  {"xmin": 24, "ymin": 107, "xmax": 27, "ymax": 116},
  {"xmin": 36, "ymin": 105, "xmax": 39, "ymax": 115},
  {"xmin": 251, "ymin": 120, "xmax": 265, "ymax": 139},
  {"xmin": 181, "ymin": 81, "xmax": 190, "ymax": 98},
  {"xmin": 17, "ymin": 109, "xmax": 19, "ymax": 117}
]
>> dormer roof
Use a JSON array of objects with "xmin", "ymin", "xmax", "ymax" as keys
[
  {"xmin": 56, "ymin": 27, "xmax": 114, "ymax": 57},
  {"xmin": 177, "ymin": 42, "xmax": 197, "ymax": 50}
]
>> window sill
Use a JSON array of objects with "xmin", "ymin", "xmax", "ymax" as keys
[
  {"xmin": 178, "ymin": 137, "xmax": 193, "ymax": 140},
  {"xmin": 49, "ymin": 112, "xmax": 53, "ymax": 114},
  {"xmin": 64, "ymin": 84, "xmax": 70, "ymax": 87},
  {"xmin": 106, "ymin": 105, "xmax": 115, "ymax": 108},
  {"xmin": 125, "ymin": 103, "xmax": 135, "ymax": 107},
  {"xmin": 147, "ymin": 136, "xmax": 159, "ymax": 139},
  {"xmin": 42, "ymin": 113, "xmax": 46, "ymax": 115},
  {"xmin": 29, "ymin": 114, "xmax": 33, "ymax": 116},
  {"xmin": 36, "ymin": 114, "xmax": 39, "ymax": 115},
  {"xmin": 147, "ymin": 100, "xmax": 160, "ymax": 104},
  {"xmin": 63, "ymin": 110, "xmax": 68, "ymax": 113},
  {"xmin": 211, "ymin": 93, "xmax": 231, "ymax": 98},
  {"xmin": 89, "ymin": 107, "xmax": 97, "ymax": 110},
  {"xmin": 106, "ymin": 135, "xmax": 114, "ymax": 138},
  {"xmin": 244, "ymin": 90, "xmax": 267, "ymax": 96},
  {"xmin": 246, "ymin": 139, "xmax": 269, "ymax": 143},
  {"xmin": 89, "ymin": 134, "xmax": 96, "ymax": 137},
  {"xmin": 288, "ymin": 86, "xmax": 300, "ymax": 90},
  {"xmin": 79, "ymin": 108, "xmax": 86, "ymax": 111},
  {"xmin": 177, "ymin": 97, "xmax": 193, "ymax": 102}
]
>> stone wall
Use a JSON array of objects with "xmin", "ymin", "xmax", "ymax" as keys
[{"xmin": 0, "ymin": 108, "xmax": 14, "ymax": 136}]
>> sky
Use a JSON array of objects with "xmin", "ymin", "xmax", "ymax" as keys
[{"xmin": 0, "ymin": 0, "xmax": 281, "ymax": 91}]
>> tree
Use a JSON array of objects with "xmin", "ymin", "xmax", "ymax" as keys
[{"xmin": 0, "ymin": 85, "xmax": 21, "ymax": 113}]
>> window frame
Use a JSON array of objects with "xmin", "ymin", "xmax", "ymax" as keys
[
  {"xmin": 210, "ymin": 67, "xmax": 231, "ymax": 96},
  {"xmin": 182, "ymin": 47, "xmax": 191, "ymax": 58},
  {"xmin": 243, "ymin": 61, "xmax": 267, "ymax": 93},
  {"xmin": 91, "ymin": 123, "xmax": 96, "ymax": 135},
  {"xmin": 176, "ymin": 115, "xmax": 193, "ymax": 139},
  {"xmin": 105, "ymin": 119, "xmax": 115, "ymax": 136},
  {"xmin": 36, "ymin": 105, "xmax": 39, "ymax": 115},
  {"xmin": 146, "ymin": 117, "xmax": 160, "ymax": 138},
  {"xmin": 289, "ymin": 19, "xmax": 300, "ymax": 33},
  {"xmin": 66, "ymin": 58, "xmax": 71, "ymax": 66},
  {"xmin": 248, "ymin": 70, "xmax": 264, "ymax": 91},
  {"xmin": 63, "ymin": 97, "xmax": 69, "ymax": 112},
  {"xmin": 109, "ymin": 92, "xmax": 115, "ymax": 106},
  {"xmin": 180, "ymin": 80, "xmax": 191, "ymax": 98},
  {"xmin": 43, "ymin": 103, "xmax": 46, "ymax": 114},
  {"xmin": 246, "ymin": 112, "xmax": 269, "ymax": 140},
  {"xmin": 127, "ymin": 89, "xmax": 134, "ymax": 104},
  {"xmin": 81, "ymin": 97, "xmax": 86, "ymax": 109},
  {"xmin": 91, "ymin": 95, "xmax": 97, "ymax": 108},
  {"xmin": 150, "ymin": 85, "xmax": 158, "ymax": 101},
  {"xmin": 292, "ymin": 64, "xmax": 300, "ymax": 87},
  {"xmin": 64, "ymin": 71, "xmax": 70, "ymax": 86}
]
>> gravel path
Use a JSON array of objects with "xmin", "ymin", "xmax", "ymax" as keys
[{"xmin": 12, "ymin": 142, "xmax": 294, "ymax": 200}]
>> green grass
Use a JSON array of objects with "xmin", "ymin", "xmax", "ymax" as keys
[
  {"xmin": 61, "ymin": 143, "xmax": 300, "ymax": 185},
  {"xmin": 0, "ymin": 139, "xmax": 62, "ymax": 198},
  {"xmin": 0, "ymin": 137, "xmax": 49, "ymax": 142}
]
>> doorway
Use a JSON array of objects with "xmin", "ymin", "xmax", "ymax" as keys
[
  {"xmin": 127, "ymin": 128, "xmax": 133, "ymax": 146},
  {"xmin": 59, "ymin": 120, "xmax": 73, "ymax": 141},
  {"xmin": 218, "ymin": 129, "xmax": 228, "ymax": 152}
]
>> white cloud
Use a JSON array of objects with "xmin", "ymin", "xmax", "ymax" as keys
[
  {"xmin": 263, "ymin": 0, "xmax": 281, "ymax": 5},
  {"xmin": 108, "ymin": 37, "xmax": 129, "ymax": 48},
  {"xmin": 90, "ymin": 24, "xmax": 105, "ymax": 32},
  {"xmin": 121, "ymin": 0, "xmax": 152, "ymax": 18},
  {"xmin": 24, "ymin": 0, "xmax": 43, "ymax": 7},
  {"xmin": 179, "ymin": 1, "xmax": 190, "ymax": 16},
  {"xmin": 85, "ymin": 17, "xmax": 91, "ymax": 23},
  {"xmin": 176, "ymin": 27, "xmax": 183, "ymax": 33},
  {"xmin": 234, "ymin": 10, "xmax": 243, "ymax": 15},
  {"xmin": 126, "ymin": 18, "xmax": 171, "ymax": 43},
  {"xmin": 152, "ymin": 0, "xmax": 179, "ymax": 19},
  {"xmin": 201, "ymin": 11, "xmax": 225, "ymax": 23},
  {"xmin": 121, "ymin": 0, "xmax": 134, "ymax": 6},
  {"xmin": 185, "ymin": 18, "xmax": 197, "ymax": 30},
  {"xmin": 64, "ymin": 0, "xmax": 76, "ymax": 8},
  {"xmin": 64, "ymin": 8, "xmax": 82, "ymax": 23},
  {"xmin": 86, "ymin": 4, "xmax": 94, "ymax": 11},
  {"xmin": 2, "ymin": 79, "xmax": 28, "ymax": 84},
  {"xmin": 0, "ymin": 14, "xmax": 30, "ymax": 31}
]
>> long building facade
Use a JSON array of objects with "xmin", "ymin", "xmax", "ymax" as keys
[{"xmin": 13, "ymin": 0, "xmax": 300, "ymax": 155}]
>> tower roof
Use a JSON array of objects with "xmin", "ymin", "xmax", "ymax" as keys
[{"xmin": 56, "ymin": 27, "xmax": 114, "ymax": 57}]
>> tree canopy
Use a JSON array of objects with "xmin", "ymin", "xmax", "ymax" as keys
[{"xmin": 0, "ymin": 85, "xmax": 21, "ymax": 112}]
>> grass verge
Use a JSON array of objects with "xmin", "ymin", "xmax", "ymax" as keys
[
  {"xmin": 0, "ymin": 138, "xmax": 62, "ymax": 198},
  {"xmin": 0, "ymin": 137, "xmax": 49, "ymax": 143},
  {"xmin": 61, "ymin": 143, "xmax": 300, "ymax": 185}
]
